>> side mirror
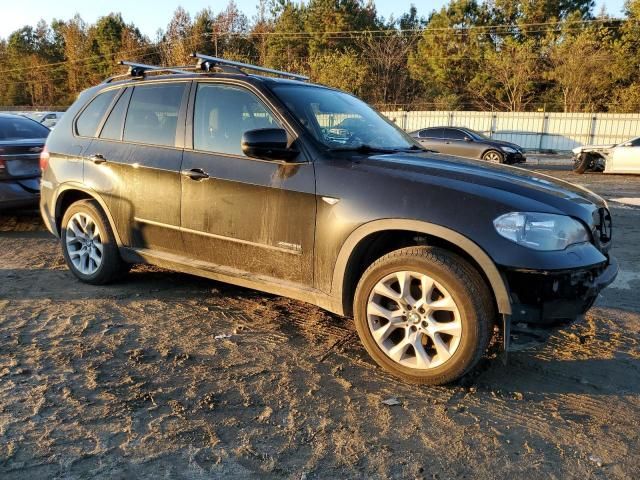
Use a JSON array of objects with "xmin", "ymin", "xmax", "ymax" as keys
[
  {"xmin": 463, "ymin": 136, "xmax": 473, "ymax": 142},
  {"xmin": 241, "ymin": 128, "xmax": 299, "ymax": 161}
]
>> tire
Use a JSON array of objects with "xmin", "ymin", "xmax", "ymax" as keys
[
  {"xmin": 61, "ymin": 199, "xmax": 129, "ymax": 284},
  {"xmin": 482, "ymin": 149, "xmax": 504, "ymax": 164},
  {"xmin": 353, "ymin": 246, "xmax": 494, "ymax": 385},
  {"xmin": 573, "ymin": 153, "xmax": 591, "ymax": 174}
]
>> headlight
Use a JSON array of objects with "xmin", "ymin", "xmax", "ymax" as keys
[
  {"xmin": 501, "ymin": 146, "xmax": 517, "ymax": 153},
  {"xmin": 493, "ymin": 212, "xmax": 590, "ymax": 251}
]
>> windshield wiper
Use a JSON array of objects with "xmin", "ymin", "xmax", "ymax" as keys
[
  {"xmin": 400, "ymin": 145, "xmax": 436, "ymax": 153},
  {"xmin": 329, "ymin": 144, "xmax": 409, "ymax": 154}
]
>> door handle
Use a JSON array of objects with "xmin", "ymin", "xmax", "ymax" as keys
[
  {"xmin": 89, "ymin": 154, "xmax": 107, "ymax": 164},
  {"xmin": 182, "ymin": 168, "xmax": 209, "ymax": 180}
]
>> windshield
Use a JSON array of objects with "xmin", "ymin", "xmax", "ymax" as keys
[
  {"xmin": 469, "ymin": 129, "xmax": 490, "ymax": 141},
  {"xmin": 271, "ymin": 85, "xmax": 417, "ymax": 151}
]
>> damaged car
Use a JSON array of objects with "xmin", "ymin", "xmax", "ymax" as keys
[
  {"xmin": 40, "ymin": 55, "xmax": 619, "ymax": 385},
  {"xmin": 573, "ymin": 136, "xmax": 640, "ymax": 174}
]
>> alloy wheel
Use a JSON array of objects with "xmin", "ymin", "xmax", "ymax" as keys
[
  {"xmin": 483, "ymin": 151, "xmax": 502, "ymax": 163},
  {"xmin": 366, "ymin": 270, "xmax": 462, "ymax": 369},
  {"xmin": 65, "ymin": 212, "xmax": 104, "ymax": 275}
]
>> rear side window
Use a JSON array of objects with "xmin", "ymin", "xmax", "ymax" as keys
[
  {"xmin": 0, "ymin": 116, "xmax": 49, "ymax": 140},
  {"xmin": 76, "ymin": 89, "xmax": 118, "ymax": 137},
  {"xmin": 100, "ymin": 88, "xmax": 131, "ymax": 141},
  {"xmin": 123, "ymin": 83, "xmax": 186, "ymax": 147},
  {"xmin": 420, "ymin": 128, "xmax": 443, "ymax": 139}
]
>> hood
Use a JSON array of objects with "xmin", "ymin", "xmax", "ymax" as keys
[
  {"xmin": 484, "ymin": 138, "xmax": 523, "ymax": 152},
  {"xmin": 572, "ymin": 144, "xmax": 615, "ymax": 155},
  {"xmin": 362, "ymin": 151, "xmax": 606, "ymax": 213}
]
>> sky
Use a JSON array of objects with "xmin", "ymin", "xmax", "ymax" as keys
[{"xmin": 0, "ymin": 0, "xmax": 629, "ymax": 39}]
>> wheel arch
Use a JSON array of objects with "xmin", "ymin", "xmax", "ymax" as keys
[
  {"xmin": 481, "ymin": 147, "xmax": 503, "ymax": 160},
  {"xmin": 332, "ymin": 220, "xmax": 511, "ymax": 317},
  {"xmin": 54, "ymin": 184, "xmax": 124, "ymax": 247}
]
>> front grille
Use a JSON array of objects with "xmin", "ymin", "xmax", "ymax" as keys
[{"xmin": 595, "ymin": 207, "xmax": 612, "ymax": 249}]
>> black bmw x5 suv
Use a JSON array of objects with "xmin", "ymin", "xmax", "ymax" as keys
[{"xmin": 40, "ymin": 55, "xmax": 618, "ymax": 385}]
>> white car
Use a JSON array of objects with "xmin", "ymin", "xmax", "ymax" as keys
[
  {"xmin": 572, "ymin": 137, "xmax": 640, "ymax": 174},
  {"xmin": 20, "ymin": 111, "xmax": 64, "ymax": 129}
]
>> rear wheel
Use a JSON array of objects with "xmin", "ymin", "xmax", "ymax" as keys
[
  {"xmin": 482, "ymin": 149, "xmax": 504, "ymax": 164},
  {"xmin": 61, "ymin": 200, "xmax": 129, "ymax": 284},
  {"xmin": 353, "ymin": 246, "xmax": 494, "ymax": 385}
]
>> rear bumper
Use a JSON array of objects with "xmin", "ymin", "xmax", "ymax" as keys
[
  {"xmin": 505, "ymin": 256, "xmax": 618, "ymax": 324},
  {"xmin": 0, "ymin": 178, "xmax": 40, "ymax": 210}
]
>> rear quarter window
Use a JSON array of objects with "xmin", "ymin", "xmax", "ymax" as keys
[
  {"xmin": 76, "ymin": 89, "xmax": 118, "ymax": 137},
  {"xmin": 100, "ymin": 88, "xmax": 131, "ymax": 141}
]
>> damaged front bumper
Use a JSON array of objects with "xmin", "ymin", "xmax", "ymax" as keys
[{"xmin": 504, "ymin": 256, "xmax": 619, "ymax": 324}]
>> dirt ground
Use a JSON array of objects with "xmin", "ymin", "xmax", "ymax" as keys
[{"xmin": 1, "ymin": 162, "xmax": 639, "ymax": 479}]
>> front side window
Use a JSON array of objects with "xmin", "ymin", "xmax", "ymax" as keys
[
  {"xmin": 123, "ymin": 83, "xmax": 186, "ymax": 147},
  {"xmin": 76, "ymin": 89, "xmax": 118, "ymax": 137},
  {"xmin": 444, "ymin": 129, "xmax": 465, "ymax": 140},
  {"xmin": 193, "ymin": 83, "xmax": 279, "ymax": 156},
  {"xmin": 272, "ymin": 85, "xmax": 416, "ymax": 151}
]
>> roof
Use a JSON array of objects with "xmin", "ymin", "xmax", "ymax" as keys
[
  {"xmin": 105, "ymin": 54, "xmax": 319, "ymax": 89},
  {"xmin": 100, "ymin": 71, "xmax": 327, "ymax": 94}
]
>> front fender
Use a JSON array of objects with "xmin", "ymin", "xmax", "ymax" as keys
[{"xmin": 331, "ymin": 219, "xmax": 512, "ymax": 315}]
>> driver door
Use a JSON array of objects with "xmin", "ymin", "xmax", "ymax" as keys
[{"xmin": 180, "ymin": 82, "xmax": 316, "ymax": 286}]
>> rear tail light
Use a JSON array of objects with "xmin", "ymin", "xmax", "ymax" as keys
[
  {"xmin": 40, "ymin": 146, "xmax": 50, "ymax": 171},
  {"xmin": 0, "ymin": 148, "xmax": 5, "ymax": 173}
]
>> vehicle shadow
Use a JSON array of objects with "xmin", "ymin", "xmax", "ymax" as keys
[
  {"xmin": 472, "ymin": 353, "xmax": 640, "ymax": 395},
  {"xmin": 0, "ymin": 266, "xmax": 265, "ymax": 302},
  {"xmin": 2, "ymin": 263, "xmax": 639, "ymax": 398}
]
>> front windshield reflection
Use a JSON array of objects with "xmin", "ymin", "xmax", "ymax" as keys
[{"xmin": 272, "ymin": 84, "xmax": 418, "ymax": 151}]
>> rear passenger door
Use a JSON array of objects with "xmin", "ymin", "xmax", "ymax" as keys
[
  {"xmin": 416, "ymin": 128, "xmax": 446, "ymax": 152},
  {"xmin": 83, "ymin": 81, "xmax": 190, "ymax": 252}
]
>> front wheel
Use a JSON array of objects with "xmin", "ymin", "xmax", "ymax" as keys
[
  {"xmin": 61, "ymin": 199, "xmax": 129, "ymax": 284},
  {"xmin": 573, "ymin": 153, "xmax": 593, "ymax": 174},
  {"xmin": 353, "ymin": 246, "xmax": 494, "ymax": 385},
  {"xmin": 482, "ymin": 149, "xmax": 504, "ymax": 164}
]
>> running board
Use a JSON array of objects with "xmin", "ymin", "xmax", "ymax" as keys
[{"xmin": 120, "ymin": 247, "xmax": 342, "ymax": 315}]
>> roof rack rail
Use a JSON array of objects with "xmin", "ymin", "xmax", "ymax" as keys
[
  {"xmin": 119, "ymin": 61, "xmax": 192, "ymax": 77},
  {"xmin": 104, "ymin": 61, "xmax": 194, "ymax": 83},
  {"xmin": 192, "ymin": 53, "xmax": 309, "ymax": 81}
]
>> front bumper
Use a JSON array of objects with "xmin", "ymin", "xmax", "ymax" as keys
[
  {"xmin": 506, "ymin": 152, "xmax": 526, "ymax": 164},
  {"xmin": 505, "ymin": 256, "xmax": 618, "ymax": 324}
]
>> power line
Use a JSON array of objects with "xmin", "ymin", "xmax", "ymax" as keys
[{"xmin": 0, "ymin": 17, "xmax": 633, "ymax": 76}]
